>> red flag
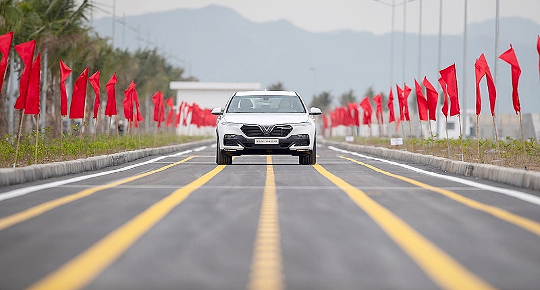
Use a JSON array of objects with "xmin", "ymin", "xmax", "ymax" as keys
[
  {"xmin": 347, "ymin": 102, "xmax": 360, "ymax": 126},
  {"xmin": 25, "ymin": 53, "xmax": 41, "ymax": 115},
  {"xmin": 359, "ymin": 96, "xmax": 372, "ymax": 125},
  {"xmin": 131, "ymin": 85, "xmax": 144, "ymax": 124},
  {"xmin": 474, "ymin": 53, "xmax": 497, "ymax": 116},
  {"xmin": 499, "ymin": 45, "xmax": 522, "ymax": 114},
  {"xmin": 396, "ymin": 84, "xmax": 403, "ymax": 121},
  {"xmin": 439, "ymin": 64, "xmax": 460, "ymax": 116},
  {"xmin": 89, "ymin": 70, "xmax": 100, "ymax": 119},
  {"xmin": 0, "ymin": 32, "xmax": 13, "ymax": 92},
  {"xmin": 329, "ymin": 110, "xmax": 336, "ymax": 127},
  {"xmin": 123, "ymin": 81, "xmax": 136, "ymax": 121},
  {"xmin": 414, "ymin": 79, "xmax": 428, "ymax": 121},
  {"xmin": 105, "ymin": 72, "xmax": 117, "ymax": 116},
  {"xmin": 422, "ymin": 77, "xmax": 438, "ymax": 121},
  {"xmin": 191, "ymin": 103, "xmax": 203, "ymax": 127},
  {"xmin": 59, "ymin": 60, "xmax": 72, "ymax": 116},
  {"xmin": 537, "ymin": 36, "xmax": 540, "ymax": 80},
  {"xmin": 14, "ymin": 40, "xmax": 36, "ymax": 110},
  {"xmin": 372, "ymin": 94, "xmax": 383, "ymax": 124},
  {"xmin": 165, "ymin": 97, "xmax": 174, "ymax": 127},
  {"xmin": 387, "ymin": 88, "xmax": 395, "ymax": 123},
  {"xmin": 474, "ymin": 59, "xmax": 484, "ymax": 115},
  {"xmin": 322, "ymin": 113, "xmax": 329, "ymax": 129},
  {"xmin": 439, "ymin": 77, "xmax": 449, "ymax": 117},
  {"xmin": 152, "ymin": 91, "xmax": 165, "ymax": 127},
  {"xmin": 402, "ymin": 84, "xmax": 411, "ymax": 121},
  {"xmin": 69, "ymin": 67, "xmax": 89, "ymax": 119}
]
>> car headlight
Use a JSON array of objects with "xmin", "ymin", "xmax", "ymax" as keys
[
  {"xmin": 220, "ymin": 121, "xmax": 242, "ymax": 126},
  {"xmin": 291, "ymin": 122, "xmax": 312, "ymax": 126}
]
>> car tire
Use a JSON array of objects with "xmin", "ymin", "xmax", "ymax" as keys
[
  {"xmin": 216, "ymin": 138, "xmax": 232, "ymax": 165},
  {"xmin": 310, "ymin": 138, "xmax": 317, "ymax": 165}
]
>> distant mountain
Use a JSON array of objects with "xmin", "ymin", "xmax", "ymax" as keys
[{"xmin": 92, "ymin": 5, "xmax": 540, "ymax": 114}]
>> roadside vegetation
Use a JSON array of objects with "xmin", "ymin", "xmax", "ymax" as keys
[
  {"xmin": 1, "ymin": 129, "xmax": 206, "ymax": 168},
  {"xmin": 329, "ymin": 136, "xmax": 540, "ymax": 172}
]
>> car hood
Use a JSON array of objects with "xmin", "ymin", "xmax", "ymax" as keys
[{"xmin": 222, "ymin": 113, "xmax": 310, "ymax": 125}]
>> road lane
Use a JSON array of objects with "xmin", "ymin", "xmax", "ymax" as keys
[{"xmin": 0, "ymin": 143, "xmax": 539, "ymax": 289}]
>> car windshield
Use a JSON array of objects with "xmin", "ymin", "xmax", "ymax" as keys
[{"xmin": 226, "ymin": 95, "xmax": 306, "ymax": 113}]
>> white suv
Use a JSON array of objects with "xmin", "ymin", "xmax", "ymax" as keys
[{"xmin": 212, "ymin": 91, "xmax": 322, "ymax": 165}]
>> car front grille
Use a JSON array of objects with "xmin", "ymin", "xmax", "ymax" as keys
[{"xmin": 240, "ymin": 125, "xmax": 293, "ymax": 137}]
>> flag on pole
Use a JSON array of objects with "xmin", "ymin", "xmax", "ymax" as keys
[
  {"xmin": 387, "ymin": 88, "xmax": 395, "ymax": 124},
  {"xmin": 347, "ymin": 102, "xmax": 360, "ymax": 126},
  {"xmin": 105, "ymin": 72, "xmax": 117, "ymax": 116},
  {"xmin": 402, "ymin": 84, "xmax": 411, "ymax": 121},
  {"xmin": 69, "ymin": 67, "xmax": 89, "ymax": 119},
  {"xmin": 359, "ymin": 96, "xmax": 372, "ymax": 125},
  {"xmin": 439, "ymin": 64, "xmax": 460, "ymax": 116},
  {"xmin": 89, "ymin": 70, "xmax": 100, "ymax": 119},
  {"xmin": 414, "ymin": 79, "xmax": 428, "ymax": 121},
  {"xmin": 372, "ymin": 94, "xmax": 383, "ymax": 124},
  {"xmin": 152, "ymin": 91, "xmax": 165, "ymax": 127},
  {"xmin": 0, "ymin": 31, "xmax": 14, "ymax": 92},
  {"xmin": 123, "ymin": 81, "xmax": 136, "ymax": 122},
  {"xmin": 498, "ymin": 45, "xmax": 522, "ymax": 114},
  {"xmin": 14, "ymin": 40, "xmax": 36, "ymax": 110},
  {"xmin": 25, "ymin": 53, "xmax": 41, "ymax": 115},
  {"xmin": 59, "ymin": 60, "xmax": 72, "ymax": 116},
  {"xmin": 133, "ymin": 85, "xmax": 144, "ymax": 125},
  {"xmin": 474, "ymin": 53, "xmax": 497, "ymax": 116},
  {"xmin": 422, "ymin": 77, "xmax": 438, "ymax": 121},
  {"xmin": 165, "ymin": 97, "xmax": 174, "ymax": 127},
  {"xmin": 537, "ymin": 36, "xmax": 540, "ymax": 80},
  {"xmin": 439, "ymin": 77, "xmax": 449, "ymax": 118}
]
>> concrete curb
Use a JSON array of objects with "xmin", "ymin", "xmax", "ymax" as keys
[
  {"xmin": 0, "ymin": 139, "xmax": 214, "ymax": 187},
  {"xmin": 322, "ymin": 139, "xmax": 540, "ymax": 191}
]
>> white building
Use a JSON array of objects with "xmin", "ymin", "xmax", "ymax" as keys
[
  {"xmin": 168, "ymin": 81, "xmax": 261, "ymax": 135},
  {"xmin": 169, "ymin": 81, "xmax": 261, "ymax": 110}
]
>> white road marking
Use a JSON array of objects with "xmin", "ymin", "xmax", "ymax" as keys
[
  {"xmin": 0, "ymin": 148, "xmax": 204, "ymax": 202},
  {"xmin": 329, "ymin": 146, "xmax": 540, "ymax": 206}
]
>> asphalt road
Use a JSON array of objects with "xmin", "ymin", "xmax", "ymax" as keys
[{"xmin": 1, "ymin": 143, "xmax": 540, "ymax": 290}]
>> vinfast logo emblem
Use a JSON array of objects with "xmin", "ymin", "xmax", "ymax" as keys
[{"xmin": 260, "ymin": 125, "xmax": 274, "ymax": 136}]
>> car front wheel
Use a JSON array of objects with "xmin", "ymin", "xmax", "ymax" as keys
[{"xmin": 216, "ymin": 138, "xmax": 232, "ymax": 165}]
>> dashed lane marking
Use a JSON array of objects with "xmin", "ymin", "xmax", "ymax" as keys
[{"xmin": 247, "ymin": 155, "xmax": 285, "ymax": 290}]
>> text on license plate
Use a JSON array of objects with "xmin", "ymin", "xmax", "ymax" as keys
[{"xmin": 255, "ymin": 139, "xmax": 279, "ymax": 145}]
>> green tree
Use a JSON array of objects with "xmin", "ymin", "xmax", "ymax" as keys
[
  {"xmin": 339, "ymin": 89, "xmax": 356, "ymax": 106},
  {"xmin": 267, "ymin": 81, "xmax": 286, "ymax": 91},
  {"xmin": 310, "ymin": 91, "xmax": 333, "ymax": 113},
  {"xmin": 363, "ymin": 86, "xmax": 376, "ymax": 100}
]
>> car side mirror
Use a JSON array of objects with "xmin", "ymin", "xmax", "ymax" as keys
[
  {"xmin": 211, "ymin": 107, "xmax": 223, "ymax": 115},
  {"xmin": 309, "ymin": 107, "xmax": 322, "ymax": 115}
]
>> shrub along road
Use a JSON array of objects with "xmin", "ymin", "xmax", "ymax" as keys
[{"xmin": 0, "ymin": 144, "xmax": 539, "ymax": 289}]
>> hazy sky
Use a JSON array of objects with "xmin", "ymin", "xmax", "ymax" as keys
[{"xmin": 91, "ymin": 0, "xmax": 540, "ymax": 35}]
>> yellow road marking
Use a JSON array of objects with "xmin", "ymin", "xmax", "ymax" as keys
[
  {"xmin": 313, "ymin": 163, "xmax": 495, "ymax": 290},
  {"xmin": 247, "ymin": 156, "xmax": 284, "ymax": 290},
  {"xmin": 0, "ymin": 156, "xmax": 195, "ymax": 231},
  {"xmin": 341, "ymin": 156, "xmax": 540, "ymax": 238},
  {"xmin": 27, "ymin": 164, "xmax": 227, "ymax": 290}
]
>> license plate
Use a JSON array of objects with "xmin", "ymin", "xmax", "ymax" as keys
[{"xmin": 255, "ymin": 139, "xmax": 279, "ymax": 145}]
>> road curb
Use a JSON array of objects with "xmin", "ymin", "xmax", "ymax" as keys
[
  {"xmin": 0, "ymin": 139, "xmax": 214, "ymax": 187},
  {"xmin": 322, "ymin": 139, "xmax": 540, "ymax": 191}
]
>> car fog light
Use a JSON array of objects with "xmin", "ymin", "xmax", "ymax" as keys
[
  {"xmin": 224, "ymin": 134, "xmax": 236, "ymax": 138},
  {"xmin": 297, "ymin": 134, "xmax": 309, "ymax": 139}
]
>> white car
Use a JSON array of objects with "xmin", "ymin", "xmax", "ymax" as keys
[{"xmin": 212, "ymin": 91, "xmax": 322, "ymax": 165}]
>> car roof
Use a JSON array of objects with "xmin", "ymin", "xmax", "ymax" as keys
[{"xmin": 234, "ymin": 91, "xmax": 299, "ymax": 97}]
